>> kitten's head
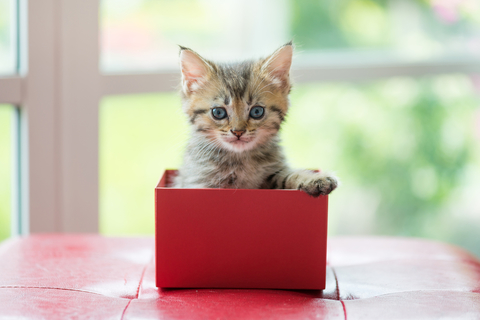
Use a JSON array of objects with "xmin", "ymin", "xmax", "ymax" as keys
[{"xmin": 179, "ymin": 43, "xmax": 293, "ymax": 152}]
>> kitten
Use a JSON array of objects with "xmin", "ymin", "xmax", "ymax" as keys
[{"xmin": 173, "ymin": 42, "xmax": 338, "ymax": 197}]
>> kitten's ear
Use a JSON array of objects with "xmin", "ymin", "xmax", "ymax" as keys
[
  {"xmin": 262, "ymin": 42, "xmax": 293, "ymax": 90},
  {"xmin": 179, "ymin": 46, "xmax": 212, "ymax": 94}
]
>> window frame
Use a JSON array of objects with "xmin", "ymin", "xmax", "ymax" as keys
[{"xmin": 0, "ymin": 0, "xmax": 479, "ymax": 235}]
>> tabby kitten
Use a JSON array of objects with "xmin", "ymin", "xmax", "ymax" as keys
[{"xmin": 174, "ymin": 42, "xmax": 338, "ymax": 197}]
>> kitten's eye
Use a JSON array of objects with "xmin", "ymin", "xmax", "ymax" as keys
[
  {"xmin": 212, "ymin": 107, "xmax": 227, "ymax": 120},
  {"xmin": 249, "ymin": 106, "xmax": 264, "ymax": 119}
]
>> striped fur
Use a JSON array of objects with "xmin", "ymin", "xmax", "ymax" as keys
[{"xmin": 174, "ymin": 43, "xmax": 338, "ymax": 196}]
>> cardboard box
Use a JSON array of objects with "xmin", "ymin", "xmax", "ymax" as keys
[{"xmin": 155, "ymin": 170, "xmax": 328, "ymax": 290}]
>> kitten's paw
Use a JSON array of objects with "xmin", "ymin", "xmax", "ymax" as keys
[{"xmin": 297, "ymin": 173, "xmax": 338, "ymax": 197}]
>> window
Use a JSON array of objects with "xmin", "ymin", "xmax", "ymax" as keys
[
  {"xmin": 0, "ymin": 0, "xmax": 478, "ymax": 258},
  {"xmin": 290, "ymin": 0, "xmax": 480, "ymax": 57},
  {"xmin": 99, "ymin": 93, "xmax": 187, "ymax": 235},
  {"xmin": 98, "ymin": 74, "xmax": 480, "ymax": 256},
  {"xmin": 0, "ymin": 105, "xmax": 14, "ymax": 241},
  {"xmin": 101, "ymin": 0, "xmax": 288, "ymax": 72},
  {"xmin": 98, "ymin": 0, "xmax": 480, "ymax": 258},
  {"xmin": 284, "ymin": 75, "xmax": 480, "ymax": 256},
  {"xmin": 0, "ymin": 0, "xmax": 17, "ymax": 241},
  {"xmin": 0, "ymin": 0, "xmax": 16, "ymax": 75}
]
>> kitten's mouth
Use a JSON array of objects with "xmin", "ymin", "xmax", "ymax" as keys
[
  {"xmin": 220, "ymin": 136, "xmax": 256, "ymax": 152},
  {"xmin": 227, "ymin": 137, "xmax": 251, "ymax": 145}
]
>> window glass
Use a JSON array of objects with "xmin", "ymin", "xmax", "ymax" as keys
[
  {"xmin": 290, "ymin": 0, "xmax": 480, "ymax": 58},
  {"xmin": 0, "ymin": 105, "xmax": 14, "ymax": 242},
  {"xmin": 0, "ymin": 0, "xmax": 16, "ymax": 75},
  {"xmin": 100, "ymin": 0, "xmax": 288, "ymax": 72},
  {"xmin": 99, "ymin": 93, "xmax": 188, "ymax": 235},
  {"xmin": 283, "ymin": 74, "xmax": 480, "ymax": 257},
  {"xmin": 99, "ymin": 75, "xmax": 480, "ymax": 258},
  {"xmin": 101, "ymin": 0, "xmax": 480, "ymax": 73}
]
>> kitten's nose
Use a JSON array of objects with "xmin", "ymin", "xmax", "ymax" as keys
[{"xmin": 231, "ymin": 129, "xmax": 246, "ymax": 138}]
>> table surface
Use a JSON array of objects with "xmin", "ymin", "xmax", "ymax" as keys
[{"xmin": 0, "ymin": 234, "xmax": 479, "ymax": 319}]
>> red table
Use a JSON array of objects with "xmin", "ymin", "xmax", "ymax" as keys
[{"xmin": 0, "ymin": 234, "xmax": 479, "ymax": 319}]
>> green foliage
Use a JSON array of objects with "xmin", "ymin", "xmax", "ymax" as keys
[
  {"xmin": 289, "ymin": 0, "xmax": 480, "ymax": 51},
  {"xmin": 290, "ymin": 0, "xmax": 394, "ymax": 49},
  {"xmin": 283, "ymin": 75, "xmax": 480, "ymax": 256}
]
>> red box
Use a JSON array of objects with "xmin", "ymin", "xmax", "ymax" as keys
[{"xmin": 155, "ymin": 170, "xmax": 329, "ymax": 290}]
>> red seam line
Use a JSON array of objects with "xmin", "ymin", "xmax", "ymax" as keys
[
  {"xmin": 330, "ymin": 267, "xmax": 341, "ymax": 301},
  {"xmin": 135, "ymin": 256, "xmax": 152, "ymax": 299},
  {"xmin": 120, "ymin": 299, "xmax": 132, "ymax": 320},
  {"xmin": 120, "ymin": 256, "xmax": 152, "ymax": 320},
  {"xmin": 340, "ymin": 300, "xmax": 347, "ymax": 320},
  {"xmin": 331, "ymin": 267, "xmax": 347, "ymax": 319}
]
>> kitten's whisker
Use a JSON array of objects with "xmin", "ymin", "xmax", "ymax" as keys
[{"xmin": 192, "ymin": 142, "xmax": 211, "ymax": 161}]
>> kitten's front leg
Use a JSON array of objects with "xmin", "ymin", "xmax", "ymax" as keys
[{"xmin": 268, "ymin": 169, "xmax": 338, "ymax": 197}]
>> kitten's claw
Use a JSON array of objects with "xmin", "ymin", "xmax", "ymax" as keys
[{"xmin": 298, "ymin": 174, "xmax": 338, "ymax": 197}]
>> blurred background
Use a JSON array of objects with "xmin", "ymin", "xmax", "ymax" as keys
[{"xmin": 1, "ymin": 0, "xmax": 480, "ymax": 256}]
